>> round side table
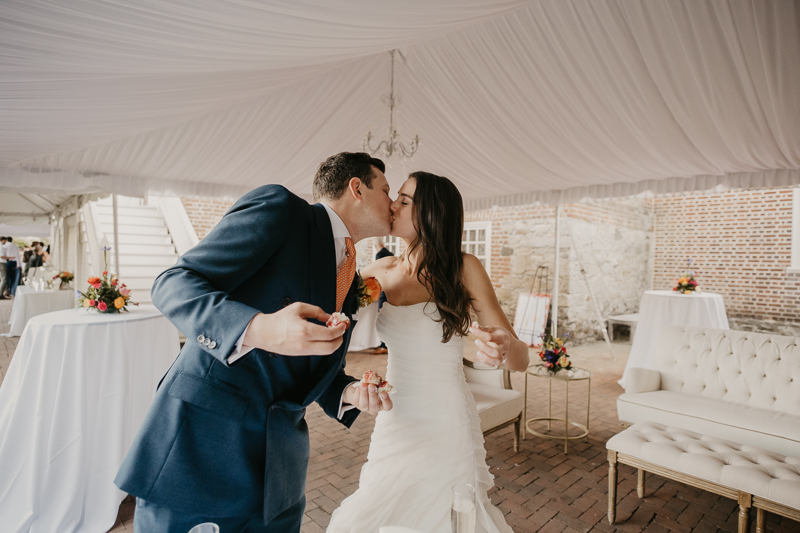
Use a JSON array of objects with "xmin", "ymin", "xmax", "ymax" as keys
[{"xmin": 523, "ymin": 364, "xmax": 592, "ymax": 454}]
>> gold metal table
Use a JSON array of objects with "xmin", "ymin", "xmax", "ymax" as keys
[{"xmin": 523, "ymin": 364, "xmax": 592, "ymax": 453}]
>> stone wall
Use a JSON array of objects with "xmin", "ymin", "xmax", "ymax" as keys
[{"xmin": 466, "ymin": 199, "xmax": 653, "ymax": 343}]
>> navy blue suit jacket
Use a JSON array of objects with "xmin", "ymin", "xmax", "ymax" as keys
[{"xmin": 115, "ymin": 185, "xmax": 360, "ymax": 523}]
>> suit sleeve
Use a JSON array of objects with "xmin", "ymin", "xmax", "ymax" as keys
[
  {"xmin": 151, "ymin": 185, "xmax": 293, "ymax": 365},
  {"xmin": 317, "ymin": 369, "xmax": 360, "ymax": 428}
]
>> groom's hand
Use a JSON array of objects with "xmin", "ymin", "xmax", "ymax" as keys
[
  {"xmin": 343, "ymin": 382, "xmax": 393, "ymax": 415},
  {"xmin": 243, "ymin": 302, "xmax": 347, "ymax": 356}
]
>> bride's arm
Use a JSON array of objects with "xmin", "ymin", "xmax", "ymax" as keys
[{"xmin": 462, "ymin": 254, "xmax": 530, "ymax": 372}]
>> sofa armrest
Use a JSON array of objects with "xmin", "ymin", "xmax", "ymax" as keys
[{"xmin": 625, "ymin": 368, "xmax": 661, "ymax": 394}]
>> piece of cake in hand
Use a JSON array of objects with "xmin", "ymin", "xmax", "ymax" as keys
[
  {"xmin": 326, "ymin": 312, "xmax": 350, "ymax": 330},
  {"xmin": 360, "ymin": 370, "xmax": 396, "ymax": 394}
]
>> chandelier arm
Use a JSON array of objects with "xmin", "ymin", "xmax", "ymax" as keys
[{"xmin": 362, "ymin": 49, "xmax": 418, "ymax": 159}]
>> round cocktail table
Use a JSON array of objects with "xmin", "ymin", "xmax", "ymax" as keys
[{"xmin": 523, "ymin": 364, "xmax": 592, "ymax": 454}]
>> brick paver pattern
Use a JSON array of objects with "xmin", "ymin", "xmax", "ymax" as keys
[{"xmin": 0, "ymin": 300, "xmax": 794, "ymax": 532}]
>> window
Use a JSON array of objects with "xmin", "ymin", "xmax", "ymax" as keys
[
  {"xmin": 383, "ymin": 235, "xmax": 399, "ymax": 255},
  {"xmin": 462, "ymin": 221, "xmax": 491, "ymax": 275},
  {"xmin": 790, "ymin": 188, "xmax": 800, "ymax": 274}
]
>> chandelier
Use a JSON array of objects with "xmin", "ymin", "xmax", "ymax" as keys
[{"xmin": 362, "ymin": 49, "xmax": 419, "ymax": 158}]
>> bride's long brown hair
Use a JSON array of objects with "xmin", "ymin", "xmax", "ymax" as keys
[{"xmin": 405, "ymin": 171, "xmax": 472, "ymax": 343}]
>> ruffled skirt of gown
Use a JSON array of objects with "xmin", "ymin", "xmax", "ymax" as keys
[{"xmin": 326, "ymin": 302, "xmax": 513, "ymax": 533}]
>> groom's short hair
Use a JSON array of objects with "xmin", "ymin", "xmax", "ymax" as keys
[{"xmin": 313, "ymin": 152, "xmax": 385, "ymax": 202}]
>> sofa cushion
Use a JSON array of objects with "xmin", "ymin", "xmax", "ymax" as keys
[
  {"xmin": 618, "ymin": 390, "xmax": 800, "ymax": 458},
  {"xmin": 652, "ymin": 326, "xmax": 800, "ymax": 416},
  {"xmin": 607, "ymin": 422, "xmax": 800, "ymax": 509},
  {"xmin": 467, "ymin": 383, "xmax": 523, "ymax": 433}
]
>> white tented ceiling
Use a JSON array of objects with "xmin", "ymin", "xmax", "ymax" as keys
[{"xmin": 1, "ymin": 0, "xmax": 798, "ymax": 206}]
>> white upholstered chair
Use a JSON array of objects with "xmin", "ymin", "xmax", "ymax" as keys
[{"xmin": 463, "ymin": 359, "xmax": 524, "ymax": 451}]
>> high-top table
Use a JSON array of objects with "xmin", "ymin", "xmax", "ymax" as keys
[
  {"xmin": 5, "ymin": 285, "xmax": 75, "ymax": 337},
  {"xmin": 619, "ymin": 290, "xmax": 728, "ymax": 388},
  {"xmin": 0, "ymin": 305, "xmax": 179, "ymax": 532}
]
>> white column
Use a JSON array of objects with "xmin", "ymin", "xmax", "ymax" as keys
[
  {"xmin": 552, "ymin": 204, "xmax": 561, "ymax": 338},
  {"xmin": 112, "ymin": 194, "xmax": 121, "ymax": 277}
]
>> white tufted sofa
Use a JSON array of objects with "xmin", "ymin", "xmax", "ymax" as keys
[{"xmin": 617, "ymin": 326, "xmax": 800, "ymax": 458}]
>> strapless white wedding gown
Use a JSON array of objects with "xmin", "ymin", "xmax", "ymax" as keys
[{"xmin": 327, "ymin": 302, "xmax": 513, "ymax": 533}]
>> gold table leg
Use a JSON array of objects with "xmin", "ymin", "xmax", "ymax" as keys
[{"xmin": 522, "ymin": 372, "xmax": 527, "ymax": 441}]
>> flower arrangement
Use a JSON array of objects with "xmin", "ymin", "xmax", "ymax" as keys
[
  {"xmin": 538, "ymin": 332, "xmax": 572, "ymax": 373},
  {"xmin": 673, "ymin": 258, "xmax": 700, "ymax": 294},
  {"xmin": 53, "ymin": 271, "xmax": 74, "ymax": 289},
  {"xmin": 77, "ymin": 246, "xmax": 137, "ymax": 313},
  {"xmin": 355, "ymin": 273, "xmax": 382, "ymax": 309}
]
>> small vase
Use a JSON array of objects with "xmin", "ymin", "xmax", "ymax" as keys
[{"xmin": 59, "ymin": 281, "xmax": 70, "ymax": 290}]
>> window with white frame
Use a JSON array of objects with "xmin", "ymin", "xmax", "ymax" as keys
[
  {"xmin": 383, "ymin": 235, "xmax": 399, "ymax": 255},
  {"xmin": 462, "ymin": 221, "xmax": 491, "ymax": 275},
  {"xmin": 790, "ymin": 188, "xmax": 800, "ymax": 274}
]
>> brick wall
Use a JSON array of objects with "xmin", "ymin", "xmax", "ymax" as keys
[
  {"xmin": 180, "ymin": 197, "xmax": 234, "ymax": 240},
  {"xmin": 653, "ymin": 187, "xmax": 800, "ymax": 328}
]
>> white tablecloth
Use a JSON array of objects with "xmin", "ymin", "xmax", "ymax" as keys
[
  {"xmin": 348, "ymin": 301, "xmax": 381, "ymax": 351},
  {"xmin": 0, "ymin": 305, "xmax": 179, "ymax": 532},
  {"xmin": 5, "ymin": 286, "xmax": 76, "ymax": 337},
  {"xmin": 620, "ymin": 290, "xmax": 729, "ymax": 387}
]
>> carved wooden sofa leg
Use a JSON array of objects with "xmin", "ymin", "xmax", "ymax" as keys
[{"xmin": 607, "ymin": 450, "xmax": 617, "ymax": 524}]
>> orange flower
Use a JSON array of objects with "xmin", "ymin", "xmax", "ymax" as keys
[
  {"xmin": 88, "ymin": 276, "xmax": 101, "ymax": 285},
  {"xmin": 114, "ymin": 297, "xmax": 125, "ymax": 309},
  {"xmin": 363, "ymin": 277, "xmax": 382, "ymax": 301}
]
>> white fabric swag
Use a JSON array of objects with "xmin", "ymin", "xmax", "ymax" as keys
[{"xmin": 1, "ymin": 0, "xmax": 798, "ymax": 204}]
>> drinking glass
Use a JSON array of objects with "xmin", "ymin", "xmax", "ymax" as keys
[
  {"xmin": 187, "ymin": 523, "xmax": 219, "ymax": 533},
  {"xmin": 451, "ymin": 483, "xmax": 476, "ymax": 533}
]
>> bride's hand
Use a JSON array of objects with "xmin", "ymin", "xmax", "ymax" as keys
[
  {"xmin": 470, "ymin": 322, "xmax": 511, "ymax": 368},
  {"xmin": 344, "ymin": 381, "xmax": 393, "ymax": 415}
]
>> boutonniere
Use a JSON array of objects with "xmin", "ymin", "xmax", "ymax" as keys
[{"xmin": 355, "ymin": 272, "xmax": 382, "ymax": 309}]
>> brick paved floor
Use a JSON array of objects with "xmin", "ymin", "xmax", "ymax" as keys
[{"xmin": 0, "ymin": 299, "xmax": 795, "ymax": 532}]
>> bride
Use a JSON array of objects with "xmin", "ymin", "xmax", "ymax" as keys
[{"xmin": 328, "ymin": 172, "xmax": 529, "ymax": 533}]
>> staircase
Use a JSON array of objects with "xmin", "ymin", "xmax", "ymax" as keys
[{"xmin": 88, "ymin": 196, "xmax": 180, "ymax": 305}]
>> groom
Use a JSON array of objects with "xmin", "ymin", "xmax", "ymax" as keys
[{"xmin": 115, "ymin": 152, "xmax": 394, "ymax": 532}]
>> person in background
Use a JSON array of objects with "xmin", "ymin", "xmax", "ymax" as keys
[
  {"xmin": 369, "ymin": 238, "xmax": 393, "ymax": 354},
  {"xmin": 28, "ymin": 244, "xmax": 46, "ymax": 272},
  {"xmin": 22, "ymin": 242, "xmax": 35, "ymax": 278},
  {"xmin": 2, "ymin": 237, "xmax": 22, "ymax": 296},
  {"xmin": 0, "ymin": 237, "xmax": 7, "ymax": 299}
]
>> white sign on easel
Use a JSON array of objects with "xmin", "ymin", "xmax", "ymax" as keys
[{"xmin": 513, "ymin": 293, "xmax": 550, "ymax": 347}]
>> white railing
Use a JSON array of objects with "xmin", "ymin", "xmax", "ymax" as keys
[{"xmin": 147, "ymin": 196, "xmax": 199, "ymax": 256}]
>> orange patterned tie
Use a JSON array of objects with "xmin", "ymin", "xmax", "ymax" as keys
[{"xmin": 335, "ymin": 237, "xmax": 356, "ymax": 312}]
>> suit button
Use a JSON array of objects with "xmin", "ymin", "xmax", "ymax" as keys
[
  {"xmin": 197, "ymin": 334, "xmax": 205, "ymax": 344},
  {"xmin": 282, "ymin": 297, "xmax": 292, "ymax": 307},
  {"xmin": 204, "ymin": 338, "xmax": 211, "ymax": 347},
  {"xmin": 209, "ymin": 341, "xmax": 217, "ymax": 349}
]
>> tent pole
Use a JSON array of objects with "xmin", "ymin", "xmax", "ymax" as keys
[
  {"xmin": 112, "ymin": 194, "xmax": 121, "ymax": 277},
  {"xmin": 551, "ymin": 204, "xmax": 561, "ymax": 338}
]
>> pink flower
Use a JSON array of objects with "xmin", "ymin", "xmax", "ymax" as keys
[
  {"xmin": 89, "ymin": 299, "xmax": 95, "ymax": 306},
  {"xmin": 103, "ymin": 271, "xmax": 108, "ymax": 275},
  {"xmin": 92, "ymin": 282, "xmax": 101, "ymax": 289},
  {"xmin": 119, "ymin": 287, "xmax": 131, "ymax": 297},
  {"xmin": 97, "ymin": 301, "xmax": 107, "ymax": 311},
  {"xmin": 111, "ymin": 280, "xmax": 118, "ymax": 286}
]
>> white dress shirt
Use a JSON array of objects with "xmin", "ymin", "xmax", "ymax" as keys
[
  {"xmin": 228, "ymin": 203, "xmax": 356, "ymax": 418},
  {"xmin": 3, "ymin": 243, "xmax": 21, "ymax": 265}
]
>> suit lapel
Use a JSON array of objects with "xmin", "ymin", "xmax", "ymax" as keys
[{"xmin": 309, "ymin": 203, "xmax": 336, "ymax": 315}]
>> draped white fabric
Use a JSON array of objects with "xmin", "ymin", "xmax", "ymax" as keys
[{"xmin": 1, "ymin": 0, "xmax": 798, "ymax": 204}]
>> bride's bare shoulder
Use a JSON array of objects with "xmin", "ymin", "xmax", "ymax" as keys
[{"xmin": 360, "ymin": 255, "xmax": 400, "ymax": 278}]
